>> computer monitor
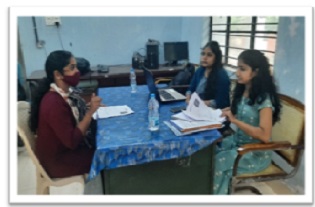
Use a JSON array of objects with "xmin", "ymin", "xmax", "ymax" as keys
[{"xmin": 164, "ymin": 41, "xmax": 189, "ymax": 66}]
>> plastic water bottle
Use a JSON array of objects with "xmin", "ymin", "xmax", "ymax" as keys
[
  {"xmin": 130, "ymin": 68, "xmax": 137, "ymax": 93},
  {"xmin": 148, "ymin": 93, "xmax": 159, "ymax": 131}
]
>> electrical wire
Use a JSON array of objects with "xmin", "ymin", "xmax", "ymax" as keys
[
  {"xmin": 137, "ymin": 48, "xmax": 146, "ymax": 56},
  {"xmin": 55, "ymin": 23, "xmax": 65, "ymax": 50},
  {"xmin": 31, "ymin": 17, "xmax": 39, "ymax": 45}
]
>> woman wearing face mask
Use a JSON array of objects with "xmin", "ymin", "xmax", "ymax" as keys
[{"xmin": 29, "ymin": 50, "xmax": 102, "ymax": 178}]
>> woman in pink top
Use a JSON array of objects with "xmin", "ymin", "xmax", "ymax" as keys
[{"xmin": 29, "ymin": 50, "xmax": 102, "ymax": 178}]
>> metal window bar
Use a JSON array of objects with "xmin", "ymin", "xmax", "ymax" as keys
[
  {"xmin": 250, "ymin": 17, "xmax": 257, "ymax": 49},
  {"xmin": 209, "ymin": 17, "xmax": 213, "ymax": 42},
  {"xmin": 221, "ymin": 46, "xmax": 275, "ymax": 54},
  {"xmin": 212, "ymin": 22, "xmax": 278, "ymax": 26},
  {"xmin": 224, "ymin": 17, "xmax": 231, "ymax": 64},
  {"xmin": 230, "ymin": 34, "xmax": 276, "ymax": 38},
  {"xmin": 224, "ymin": 62, "xmax": 274, "ymax": 67},
  {"xmin": 212, "ymin": 31, "xmax": 277, "ymax": 34},
  {"xmin": 209, "ymin": 16, "xmax": 278, "ymax": 67}
]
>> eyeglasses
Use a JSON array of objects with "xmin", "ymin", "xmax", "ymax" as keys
[{"xmin": 63, "ymin": 64, "xmax": 77, "ymax": 73}]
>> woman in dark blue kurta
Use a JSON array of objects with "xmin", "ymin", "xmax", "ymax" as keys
[
  {"xmin": 214, "ymin": 49, "xmax": 282, "ymax": 194},
  {"xmin": 186, "ymin": 41, "xmax": 230, "ymax": 109}
]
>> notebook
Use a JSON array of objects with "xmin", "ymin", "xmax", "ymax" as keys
[{"xmin": 142, "ymin": 67, "xmax": 186, "ymax": 102}]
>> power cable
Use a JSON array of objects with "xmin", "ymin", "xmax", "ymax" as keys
[{"xmin": 55, "ymin": 22, "xmax": 64, "ymax": 50}]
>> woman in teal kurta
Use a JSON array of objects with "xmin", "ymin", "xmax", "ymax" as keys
[{"xmin": 213, "ymin": 50, "xmax": 282, "ymax": 194}]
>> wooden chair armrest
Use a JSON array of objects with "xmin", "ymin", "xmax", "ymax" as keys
[
  {"xmin": 155, "ymin": 77, "xmax": 173, "ymax": 80},
  {"xmin": 155, "ymin": 77, "xmax": 173, "ymax": 84},
  {"xmin": 154, "ymin": 77, "xmax": 190, "ymax": 89},
  {"xmin": 170, "ymin": 85, "xmax": 190, "ymax": 89},
  {"xmin": 237, "ymin": 141, "xmax": 292, "ymax": 156},
  {"xmin": 232, "ymin": 141, "xmax": 292, "ymax": 176}
]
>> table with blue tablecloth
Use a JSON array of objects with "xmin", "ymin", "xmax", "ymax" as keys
[{"xmin": 87, "ymin": 85, "xmax": 222, "ymax": 194}]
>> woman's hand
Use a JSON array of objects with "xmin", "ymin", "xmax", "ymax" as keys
[
  {"xmin": 89, "ymin": 93, "xmax": 102, "ymax": 114},
  {"xmin": 86, "ymin": 101, "xmax": 106, "ymax": 108},
  {"xmin": 185, "ymin": 94, "xmax": 191, "ymax": 105},
  {"xmin": 204, "ymin": 100, "xmax": 211, "ymax": 107},
  {"xmin": 220, "ymin": 107, "xmax": 236, "ymax": 123},
  {"xmin": 78, "ymin": 93, "xmax": 103, "ymax": 135}
]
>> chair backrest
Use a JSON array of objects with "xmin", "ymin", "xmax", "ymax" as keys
[
  {"xmin": 271, "ymin": 94, "xmax": 304, "ymax": 167},
  {"xmin": 168, "ymin": 63, "xmax": 195, "ymax": 94},
  {"xmin": 17, "ymin": 101, "xmax": 53, "ymax": 182},
  {"xmin": 29, "ymin": 80, "xmax": 39, "ymax": 102}
]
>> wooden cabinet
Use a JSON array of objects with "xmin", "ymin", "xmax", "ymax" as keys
[{"xmin": 27, "ymin": 64, "xmax": 185, "ymax": 88}]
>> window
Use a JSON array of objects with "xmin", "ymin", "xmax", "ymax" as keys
[{"xmin": 209, "ymin": 16, "xmax": 279, "ymax": 70}]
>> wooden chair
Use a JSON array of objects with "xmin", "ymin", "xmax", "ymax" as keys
[
  {"xmin": 17, "ymin": 101, "xmax": 85, "ymax": 195},
  {"xmin": 154, "ymin": 77, "xmax": 190, "ymax": 95},
  {"xmin": 230, "ymin": 94, "xmax": 304, "ymax": 194},
  {"xmin": 154, "ymin": 63, "xmax": 197, "ymax": 95}
]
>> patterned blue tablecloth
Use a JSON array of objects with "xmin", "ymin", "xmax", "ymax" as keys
[{"xmin": 87, "ymin": 85, "xmax": 221, "ymax": 181}]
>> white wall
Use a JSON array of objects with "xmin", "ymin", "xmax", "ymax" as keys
[
  {"xmin": 18, "ymin": 16, "xmax": 204, "ymax": 78},
  {"xmin": 273, "ymin": 16, "xmax": 305, "ymax": 191}
]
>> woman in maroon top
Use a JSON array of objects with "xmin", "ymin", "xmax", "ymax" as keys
[{"xmin": 29, "ymin": 50, "xmax": 102, "ymax": 178}]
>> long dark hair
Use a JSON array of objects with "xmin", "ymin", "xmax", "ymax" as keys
[
  {"xmin": 231, "ymin": 49, "xmax": 281, "ymax": 125},
  {"xmin": 29, "ymin": 50, "xmax": 73, "ymax": 133},
  {"xmin": 203, "ymin": 41, "xmax": 223, "ymax": 100}
]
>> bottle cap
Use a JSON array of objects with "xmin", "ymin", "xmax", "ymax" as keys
[{"xmin": 150, "ymin": 93, "xmax": 155, "ymax": 98}]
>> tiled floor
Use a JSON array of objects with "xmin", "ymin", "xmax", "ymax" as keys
[
  {"xmin": 17, "ymin": 149, "xmax": 103, "ymax": 195},
  {"xmin": 17, "ymin": 148, "xmax": 303, "ymax": 195}
]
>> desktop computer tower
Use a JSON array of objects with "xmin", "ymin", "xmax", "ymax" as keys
[{"xmin": 146, "ymin": 42, "xmax": 159, "ymax": 69}]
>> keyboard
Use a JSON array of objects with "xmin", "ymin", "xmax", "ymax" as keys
[{"xmin": 159, "ymin": 90, "xmax": 175, "ymax": 101}]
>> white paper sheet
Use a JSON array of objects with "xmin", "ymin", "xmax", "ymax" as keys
[
  {"xmin": 172, "ymin": 92, "xmax": 226, "ymax": 122},
  {"xmin": 171, "ymin": 119, "xmax": 221, "ymax": 130},
  {"xmin": 164, "ymin": 121, "xmax": 219, "ymax": 136},
  {"xmin": 93, "ymin": 105, "xmax": 134, "ymax": 119}
]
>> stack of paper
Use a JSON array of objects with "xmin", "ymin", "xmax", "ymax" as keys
[
  {"xmin": 93, "ymin": 105, "xmax": 134, "ymax": 119},
  {"xmin": 166, "ymin": 93, "xmax": 225, "ymax": 135}
]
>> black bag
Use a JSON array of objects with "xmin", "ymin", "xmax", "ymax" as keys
[
  {"xmin": 168, "ymin": 63, "xmax": 195, "ymax": 94},
  {"xmin": 76, "ymin": 57, "xmax": 91, "ymax": 76}
]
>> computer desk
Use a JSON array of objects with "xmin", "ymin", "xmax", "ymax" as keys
[
  {"xmin": 89, "ymin": 85, "xmax": 222, "ymax": 194},
  {"xmin": 26, "ymin": 64, "xmax": 185, "ymax": 87}
]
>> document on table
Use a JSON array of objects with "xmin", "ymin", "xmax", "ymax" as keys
[
  {"xmin": 181, "ymin": 92, "xmax": 226, "ymax": 122},
  {"xmin": 93, "ymin": 105, "xmax": 134, "ymax": 119},
  {"xmin": 164, "ymin": 120, "xmax": 222, "ymax": 136},
  {"xmin": 166, "ymin": 92, "xmax": 225, "ymax": 135}
]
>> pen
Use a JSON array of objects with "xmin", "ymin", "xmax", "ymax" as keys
[{"xmin": 120, "ymin": 107, "xmax": 128, "ymax": 114}]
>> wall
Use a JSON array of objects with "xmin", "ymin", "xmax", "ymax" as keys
[
  {"xmin": 273, "ymin": 16, "xmax": 305, "ymax": 192},
  {"xmin": 18, "ymin": 16, "xmax": 204, "ymax": 77},
  {"xmin": 181, "ymin": 17, "xmax": 206, "ymax": 63},
  {"xmin": 274, "ymin": 17, "xmax": 304, "ymax": 102},
  {"xmin": 18, "ymin": 15, "xmax": 305, "ymax": 191}
]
